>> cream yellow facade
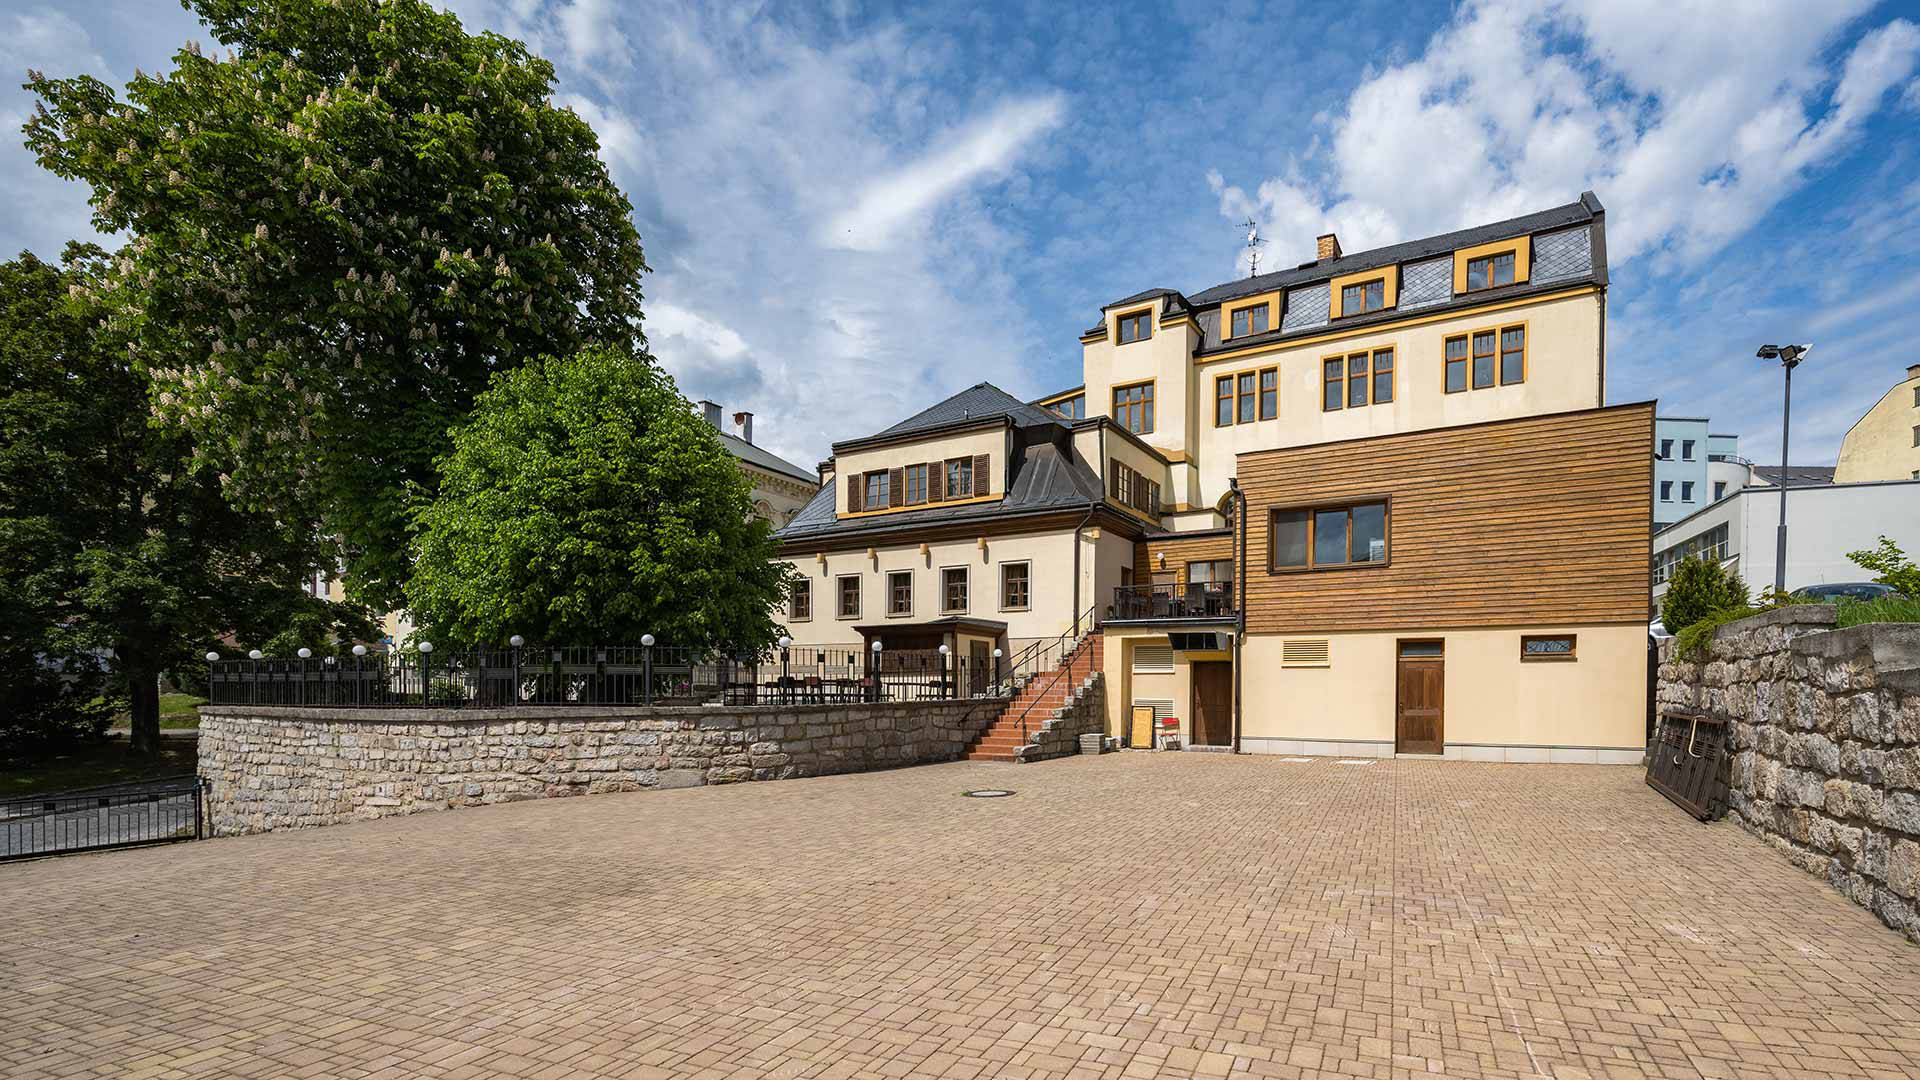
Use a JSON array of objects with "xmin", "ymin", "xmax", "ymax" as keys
[
  {"xmin": 1833, "ymin": 364, "xmax": 1920, "ymax": 483},
  {"xmin": 777, "ymin": 193, "xmax": 1642, "ymax": 759}
]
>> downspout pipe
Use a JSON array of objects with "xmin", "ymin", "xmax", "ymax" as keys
[{"xmin": 1230, "ymin": 478, "xmax": 1246, "ymax": 754}]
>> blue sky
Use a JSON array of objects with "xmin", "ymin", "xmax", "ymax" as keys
[{"xmin": 3, "ymin": 1, "xmax": 1918, "ymax": 472}]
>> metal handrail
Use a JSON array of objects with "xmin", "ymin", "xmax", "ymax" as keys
[{"xmin": 1015, "ymin": 603, "xmax": 1101, "ymax": 745}]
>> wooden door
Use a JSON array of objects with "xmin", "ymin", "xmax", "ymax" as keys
[
  {"xmin": 1192, "ymin": 662, "xmax": 1233, "ymax": 747},
  {"xmin": 1395, "ymin": 641, "xmax": 1444, "ymax": 755}
]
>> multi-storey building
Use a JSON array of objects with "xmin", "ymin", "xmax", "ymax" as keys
[
  {"xmin": 1653, "ymin": 417, "xmax": 1739, "ymax": 528},
  {"xmin": 1834, "ymin": 363, "xmax": 1920, "ymax": 483},
  {"xmin": 775, "ymin": 193, "xmax": 1652, "ymax": 762},
  {"xmin": 695, "ymin": 400, "xmax": 819, "ymax": 527}
]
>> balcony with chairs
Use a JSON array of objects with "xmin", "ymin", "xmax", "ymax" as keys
[{"xmin": 1106, "ymin": 582, "xmax": 1237, "ymax": 623}]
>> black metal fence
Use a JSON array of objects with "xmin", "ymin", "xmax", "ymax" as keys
[
  {"xmin": 1646, "ymin": 710, "xmax": 1731, "ymax": 821},
  {"xmin": 207, "ymin": 644, "xmax": 1020, "ymax": 709},
  {"xmin": 1109, "ymin": 583, "xmax": 1235, "ymax": 621},
  {"xmin": 1, "ymin": 776, "xmax": 205, "ymax": 862}
]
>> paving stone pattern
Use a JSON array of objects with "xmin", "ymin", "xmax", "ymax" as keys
[
  {"xmin": 6, "ymin": 752, "xmax": 1920, "ymax": 1078},
  {"xmin": 1658, "ymin": 607, "xmax": 1920, "ymax": 942}
]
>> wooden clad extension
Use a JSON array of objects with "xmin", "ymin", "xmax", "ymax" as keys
[
  {"xmin": 1237, "ymin": 402, "xmax": 1653, "ymax": 634},
  {"xmin": 1134, "ymin": 531, "xmax": 1234, "ymax": 586}
]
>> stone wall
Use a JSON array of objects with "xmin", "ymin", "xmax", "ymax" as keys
[
  {"xmin": 1657, "ymin": 607, "xmax": 1920, "ymax": 941},
  {"xmin": 198, "ymin": 698, "xmax": 1002, "ymax": 836},
  {"xmin": 1016, "ymin": 673, "xmax": 1105, "ymax": 763}
]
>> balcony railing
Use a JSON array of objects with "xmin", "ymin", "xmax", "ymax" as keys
[{"xmin": 1108, "ymin": 583, "xmax": 1236, "ymax": 621}]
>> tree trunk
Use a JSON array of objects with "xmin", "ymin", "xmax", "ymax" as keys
[{"xmin": 126, "ymin": 660, "xmax": 162, "ymax": 757}]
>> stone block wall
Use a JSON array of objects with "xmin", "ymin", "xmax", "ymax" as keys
[
  {"xmin": 1015, "ymin": 673, "xmax": 1105, "ymax": 763},
  {"xmin": 1657, "ymin": 606, "xmax": 1920, "ymax": 941},
  {"xmin": 197, "ymin": 698, "xmax": 1002, "ymax": 836}
]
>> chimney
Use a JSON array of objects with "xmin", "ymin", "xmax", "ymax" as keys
[
  {"xmin": 698, "ymin": 400, "xmax": 722, "ymax": 429},
  {"xmin": 1907, "ymin": 363, "xmax": 1920, "ymax": 380},
  {"xmin": 1316, "ymin": 233, "xmax": 1341, "ymax": 261},
  {"xmin": 732, "ymin": 410, "xmax": 754, "ymax": 445}
]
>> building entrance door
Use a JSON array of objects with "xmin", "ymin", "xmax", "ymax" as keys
[
  {"xmin": 1395, "ymin": 640, "xmax": 1444, "ymax": 755},
  {"xmin": 1191, "ymin": 661, "xmax": 1233, "ymax": 747}
]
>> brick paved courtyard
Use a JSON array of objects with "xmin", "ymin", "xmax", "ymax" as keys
[{"xmin": 4, "ymin": 753, "xmax": 1919, "ymax": 1080}]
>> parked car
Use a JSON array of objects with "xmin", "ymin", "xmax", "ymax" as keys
[{"xmin": 1791, "ymin": 582, "xmax": 1899, "ymax": 602}]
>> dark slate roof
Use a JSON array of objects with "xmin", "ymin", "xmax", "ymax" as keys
[
  {"xmin": 717, "ymin": 431, "xmax": 817, "ymax": 487},
  {"xmin": 1752, "ymin": 465, "xmax": 1836, "ymax": 486},
  {"xmin": 1186, "ymin": 194, "xmax": 1600, "ymax": 309},
  {"xmin": 842, "ymin": 382, "xmax": 1065, "ymax": 448},
  {"xmin": 774, "ymin": 441, "xmax": 1103, "ymax": 543},
  {"xmin": 1102, "ymin": 287, "xmax": 1182, "ymax": 311}
]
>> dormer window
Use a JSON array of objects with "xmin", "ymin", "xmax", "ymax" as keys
[
  {"xmin": 1117, "ymin": 310, "xmax": 1152, "ymax": 344},
  {"xmin": 1340, "ymin": 278, "xmax": 1385, "ymax": 315},
  {"xmin": 1466, "ymin": 251, "xmax": 1515, "ymax": 291},
  {"xmin": 1229, "ymin": 302, "xmax": 1270, "ymax": 338}
]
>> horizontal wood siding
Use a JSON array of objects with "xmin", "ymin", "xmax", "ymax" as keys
[
  {"xmin": 1135, "ymin": 532, "xmax": 1234, "ymax": 586},
  {"xmin": 1238, "ymin": 403, "xmax": 1653, "ymax": 633}
]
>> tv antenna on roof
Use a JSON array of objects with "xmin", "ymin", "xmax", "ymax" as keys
[{"xmin": 1241, "ymin": 218, "xmax": 1266, "ymax": 277}]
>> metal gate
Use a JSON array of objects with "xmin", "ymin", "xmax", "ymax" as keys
[
  {"xmin": 1, "ymin": 775, "xmax": 206, "ymax": 862},
  {"xmin": 1646, "ymin": 710, "xmax": 1731, "ymax": 821}
]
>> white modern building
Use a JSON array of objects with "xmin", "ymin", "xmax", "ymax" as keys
[{"xmin": 1651, "ymin": 478, "xmax": 1920, "ymax": 601}]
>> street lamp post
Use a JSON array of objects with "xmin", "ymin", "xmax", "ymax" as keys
[{"xmin": 1756, "ymin": 343, "xmax": 1812, "ymax": 596}]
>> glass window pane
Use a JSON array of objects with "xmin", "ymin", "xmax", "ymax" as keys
[
  {"xmin": 1446, "ymin": 358, "xmax": 1466, "ymax": 393},
  {"xmin": 1323, "ymin": 358, "xmax": 1342, "ymax": 380},
  {"xmin": 1374, "ymin": 370, "xmax": 1393, "ymax": 403},
  {"xmin": 1492, "ymin": 252, "xmax": 1514, "ymax": 286},
  {"xmin": 1251, "ymin": 305, "xmax": 1268, "ymax": 333},
  {"xmin": 1324, "ymin": 379, "xmax": 1341, "ymax": 411},
  {"xmin": 1351, "ymin": 503, "xmax": 1387, "ymax": 563},
  {"xmin": 1259, "ymin": 376, "xmax": 1277, "ymax": 420},
  {"xmin": 1237, "ymin": 373, "xmax": 1255, "ymax": 423},
  {"xmin": 1314, "ymin": 509, "xmax": 1349, "ymax": 565},
  {"xmin": 1500, "ymin": 327, "xmax": 1524, "ymax": 384},
  {"xmin": 1272, "ymin": 510, "xmax": 1309, "ymax": 567},
  {"xmin": 1364, "ymin": 280, "xmax": 1382, "ymax": 309},
  {"xmin": 1349, "ymin": 372, "xmax": 1367, "ymax": 407},
  {"xmin": 1445, "ymin": 337, "xmax": 1467, "ymax": 360},
  {"xmin": 1347, "ymin": 353, "xmax": 1368, "ymax": 377},
  {"xmin": 1231, "ymin": 309, "xmax": 1248, "ymax": 336},
  {"xmin": 1467, "ymin": 258, "xmax": 1488, "ymax": 290}
]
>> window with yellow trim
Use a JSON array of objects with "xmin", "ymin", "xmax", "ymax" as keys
[
  {"xmin": 1339, "ymin": 277, "xmax": 1386, "ymax": 316},
  {"xmin": 1228, "ymin": 301, "xmax": 1271, "ymax": 338},
  {"xmin": 1322, "ymin": 349, "xmax": 1393, "ymax": 410},
  {"xmin": 1214, "ymin": 375, "xmax": 1233, "ymax": 427},
  {"xmin": 1259, "ymin": 367, "xmax": 1278, "ymax": 419},
  {"xmin": 1113, "ymin": 381, "xmax": 1154, "ymax": 434},
  {"xmin": 1117, "ymin": 310, "xmax": 1152, "ymax": 343},
  {"xmin": 1466, "ymin": 250, "xmax": 1516, "ymax": 291},
  {"xmin": 1237, "ymin": 371, "xmax": 1256, "ymax": 423},
  {"xmin": 1445, "ymin": 324, "xmax": 1525, "ymax": 392}
]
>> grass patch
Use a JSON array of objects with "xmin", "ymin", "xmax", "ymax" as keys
[
  {"xmin": 1836, "ymin": 595, "xmax": 1920, "ymax": 628},
  {"xmin": 1, "ymin": 735, "xmax": 197, "ymax": 799},
  {"xmin": 158, "ymin": 693, "xmax": 205, "ymax": 728}
]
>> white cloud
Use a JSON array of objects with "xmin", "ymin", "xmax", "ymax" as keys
[
  {"xmin": 1210, "ymin": 2, "xmax": 1918, "ymax": 271},
  {"xmin": 555, "ymin": 0, "xmax": 627, "ymax": 65},
  {"xmin": 823, "ymin": 94, "xmax": 1066, "ymax": 252}
]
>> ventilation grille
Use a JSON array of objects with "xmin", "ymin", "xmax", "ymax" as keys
[
  {"xmin": 1280, "ymin": 639, "xmax": 1331, "ymax": 667},
  {"xmin": 1131, "ymin": 645, "xmax": 1175, "ymax": 674},
  {"xmin": 1132, "ymin": 699, "xmax": 1176, "ymax": 721}
]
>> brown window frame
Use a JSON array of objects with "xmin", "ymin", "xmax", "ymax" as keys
[
  {"xmin": 836, "ymin": 574, "xmax": 861, "ymax": 620},
  {"xmin": 1520, "ymin": 634, "xmax": 1577, "ymax": 661},
  {"xmin": 1325, "ymin": 348, "xmax": 1393, "ymax": 410},
  {"xmin": 886, "ymin": 570, "xmax": 913, "ymax": 616},
  {"xmin": 940, "ymin": 565, "xmax": 969, "ymax": 614},
  {"xmin": 1186, "ymin": 559, "xmax": 1234, "ymax": 585},
  {"xmin": 1214, "ymin": 375, "xmax": 1233, "ymax": 427},
  {"xmin": 1117, "ymin": 310, "xmax": 1152, "ymax": 344},
  {"xmin": 1338, "ymin": 277, "xmax": 1386, "ymax": 316},
  {"xmin": 1112, "ymin": 380, "xmax": 1155, "ymax": 434},
  {"xmin": 788, "ymin": 579, "xmax": 812, "ymax": 621},
  {"xmin": 944, "ymin": 457, "xmax": 973, "ymax": 499},
  {"xmin": 903, "ymin": 463, "xmax": 928, "ymax": 505},
  {"xmin": 862, "ymin": 470, "xmax": 890, "ymax": 510},
  {"xmin": 1466, "ymin": 250, "xmax": 1517, "ymax": 292},
  {"xmin": 1445, "ymin": 322, "xmax": 1527, "ymax": 393},
  {"xmin": 1237, "ymin": 370, "xmax": 1257, "ymax": 424},
  {"xmin": 1000, "ymin": 561, "xmax": 1031, "ymax": 611},
  {"xmin": 1267, "ymin": 498, "xmax": 1392, "ymax": 574},
  {"xmin": 1227, "ymin": 299, "xmax": 1271, "ymax": 338},
  {"xmin": 1258, "ymin": 367, "xmax": 1278, "ymax": 419}
]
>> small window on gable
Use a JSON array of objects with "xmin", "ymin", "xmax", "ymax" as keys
[
  {"xmin": 1466, "ymin": 250, "xmax": 1516, "ymax": 291},
  {"xmin": 1117, "ymin": 310, "xmax": 1152, "ymax": 344},
  {"xmin": 1228, "ymin": 301, "xmax": 1270, "ymax": 338},
  {"xmin": 1339, "ymin": 278, "xmax": 1386, "ymax": 316}
]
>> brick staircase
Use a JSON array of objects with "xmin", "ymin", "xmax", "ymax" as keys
[{"xmin": 963, "ymin": 631, "xmax": 1104, "ymax": 762}]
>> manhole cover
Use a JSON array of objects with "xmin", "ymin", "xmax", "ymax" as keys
[{"xmin": 962, "ymin": 789, "xmax": 1015, "ymax": 798}]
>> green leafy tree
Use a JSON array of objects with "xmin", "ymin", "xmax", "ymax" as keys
[
  {"xmin": 0, "ymin": 248, "xmax": 368, "ymax": 756},
  {"xmin": 21, "ymin": 0, "xmax": 648, "ymax": 608},
  {"xmin": 406, "ymin": 347, "xmax": 791, "ymax": 650},
  {"xmin": 1846, "ymin": 536, "xmax": 1920, "ymax": 598},
  {"xmin": 1660, "ymin": 554, "xmax": 1750, "ymax": 634}
]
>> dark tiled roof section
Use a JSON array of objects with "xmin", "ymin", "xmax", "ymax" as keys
[
  {"xmin": 869, "ymin": 382, "xmax": 1065, "ymax": 440},
  {"xmin": 1186, "ymin": 196, "xmax": 1600, "ymax": 310},
  {"xmin": 1752, "ymin": 465, "xmax": 1836, "ymax": 486},
  {"xmin": 774, "ymin": 441, "xmax": 1102, "ymax": 543},
  {"xmin": 1103, "ymin": 287, "xmax": 1181, "ymax": 311},
  {"xmin": 717, "ymin": 431, "xmax": 816, "ymax": 487}
]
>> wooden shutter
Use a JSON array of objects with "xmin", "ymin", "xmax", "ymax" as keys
[
  {"xmin": 888, "ymin": 467, "xmax": 904, "ymax": 508},
  {"xmin": 848, "ymin": 476, "xmax": 861, "ymax": 513},
  {"xmin": 928, "ymin": 461, "xmax": 943, "ymax": 502},
  {"xmin": 972, "ymin": 454, "xmax": 990, "ymax": 496}
]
